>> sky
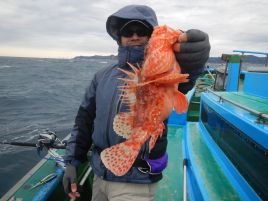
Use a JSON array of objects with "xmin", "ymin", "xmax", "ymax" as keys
[{"xmin": 0, "ymin": 0, "xmax": 267, "ymax": 58}]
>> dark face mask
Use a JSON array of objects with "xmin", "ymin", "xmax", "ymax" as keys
[{"xmin": 117, "ymin": 45, "xmax": 146, "ymax": 67}]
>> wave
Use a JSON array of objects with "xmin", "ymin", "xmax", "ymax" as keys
[{"xmin": 0, "ymin": 65, "xmax": 13, "ymax": 69}]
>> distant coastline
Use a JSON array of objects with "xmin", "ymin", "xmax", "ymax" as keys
[
  {"xmin": 73, "ymin": 55, "xmax": 118, "ymax": 60},
  {"xmin": 0, "ymin": 54, "xmax": 266, "ymax": 64}
]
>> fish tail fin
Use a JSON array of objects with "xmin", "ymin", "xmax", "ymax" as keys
[
  {"xmin": 174, "ymin": 90, "xmax": 188, "ymax": 113},
  {"xmin": 100, "ymin": 140, "xmax": 141, "ymax": 176}
]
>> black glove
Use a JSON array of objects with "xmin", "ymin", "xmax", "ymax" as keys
[
  {"xmin": 62, "ymin": 164, "xmax": 77, "ymax": 194},
  {"xmin": 176, "ymin": 29, "xmax": 210, "ymax": 71}
]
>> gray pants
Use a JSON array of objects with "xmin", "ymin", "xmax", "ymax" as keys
[{"xmin": 91, "ymin": 175, "xmax": 157, "ymax": 201}]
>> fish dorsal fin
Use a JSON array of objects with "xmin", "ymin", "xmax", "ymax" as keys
[
  {"xmin": 113, "ymin": 112, "xmax": 134, "ymax": 139},
  {"xmin": 174, "ymin": 91, "xmax": 188, "ymax": 113}
]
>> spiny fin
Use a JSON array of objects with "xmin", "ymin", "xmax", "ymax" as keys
[
  {"xmin": 138, "ymin": 73, "xmax": 189, "ymax": 86},
  {"xmin": 118, "ymin": 63, "xmax": 140, "ymax": 86},
  {"xmin": 117, "ymin": 68, "xmax": 137, "ymax": 81},
  {"xmin": 174, "ymin": 91, "xmax": 188, "ymax": 113},
  {"xmin": 100, "ymin": 140, "xmax": 140, "ymax": 176},
  {"xmin": 113, "ymin": 113, "xmax": 134, "ymax": 139}
]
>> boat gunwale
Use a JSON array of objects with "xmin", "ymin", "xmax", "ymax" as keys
[
  {"xmin": 197, "ymin": 121, "xmax": 262, "ymax": 201},
  {"xmin": 1, "ymin": 156, "xmax": 48, "ymax": 201},
  {"xmin": 185, "ymin": 122, "xmax": 247, "ymax": 201},
  {"xmin": 201, "ymin": 92, "xmax": 268, "ymax": 149}
]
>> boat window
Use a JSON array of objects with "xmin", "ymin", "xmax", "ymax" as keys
[{"xmin": 201, "ymin": 103, "xmax": 268, "ymax": 200}]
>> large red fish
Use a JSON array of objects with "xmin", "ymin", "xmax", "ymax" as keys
[{"xmin": 101, "ymin": 25, "xmax": 189, "ymax": 176}]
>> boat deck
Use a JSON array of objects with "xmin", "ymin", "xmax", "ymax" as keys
[
  {"xmin": 155, "ymin": 125, "xmax": 184, "ymax": 201},
  {"xmin": 213, "ymin": 91, "xmax": 268, "ymax": 115}
]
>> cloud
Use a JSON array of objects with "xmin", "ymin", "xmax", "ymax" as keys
[{"xmin": 0, "ymin": 0, "xmax": 267, "ymax": 58}]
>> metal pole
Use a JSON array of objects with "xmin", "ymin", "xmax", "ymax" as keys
[
  {"xmin": 69, "ymin": 167, "xmax": 92, "ymax": 201},
  {"xmin": 222, "ymin": 60, "xmax": 228, "ymax": 90},
  {"xmin": 206, "ymin": 67, "xmax": 215, "ymax": 81},
  {"xmin": 238, "ymin": 54, "xmax": 243, "ymax": 91},
  {"xmin": 183, "ymin": 159, "xmax": 188, "ymax": 201}
]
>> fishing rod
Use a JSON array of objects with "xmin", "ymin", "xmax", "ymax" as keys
[{"xmin": 1, "ymin": 141, "xmax": 37, "ymax": 147}]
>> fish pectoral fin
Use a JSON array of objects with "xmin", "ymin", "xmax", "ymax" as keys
[
  {"xmin": 174, "ymin": 91, "xmax": 188, "ymax": 113},
  {"xmin": 113, "ymin": 113, "xmax": 134, "ymax": 139},
  {"xmin": 100, "ymin": 140, "xmax": 140, "ymax": 176}
]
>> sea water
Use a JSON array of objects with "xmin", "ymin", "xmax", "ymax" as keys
[{"xmin": 0, "ymin": 56, "xmax": 115, "ymax": 196}]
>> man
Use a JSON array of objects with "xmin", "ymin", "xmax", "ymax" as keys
[{"xmin": 63, "ymin": 4, "xmax": 210, "ymax": 201}]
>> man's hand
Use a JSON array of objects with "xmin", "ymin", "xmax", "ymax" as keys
[
  {"xmin": 173, "ymin": 29, "xmax": 210, "ymax": 70},
  {"xmin": 138, "ymin": 153, "xmax": 168, "ymax": 174},
  {"xmin": 63, "ymin": 165, "xmax": 80, "ymax": 199}
]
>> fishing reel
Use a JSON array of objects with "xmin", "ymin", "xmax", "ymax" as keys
[
  {"xmin": 36, "ymin": 130, "xmax": 67, "ymax": 168},
  {"xmin": 37, "ymin": 130, "xmax": 66, "ymax": 152}
]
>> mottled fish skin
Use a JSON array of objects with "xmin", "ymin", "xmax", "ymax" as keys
[{"xmin": 101, "ymin": 25, "xmax": 189, "ymax": 176}]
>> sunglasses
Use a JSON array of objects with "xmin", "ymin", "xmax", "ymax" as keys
[{"xmin": 120, "ymin": 26, "xmax": 152, "ymax": 37}]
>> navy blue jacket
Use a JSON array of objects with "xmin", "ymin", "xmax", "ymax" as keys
[{"xmin": 64, "ymin": 5, "xmax": 204, "ymax": 184}]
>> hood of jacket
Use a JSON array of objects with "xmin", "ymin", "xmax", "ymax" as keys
[{"xmin": 106, "ymin": 5, "xmax": 158, "ymax": 41}]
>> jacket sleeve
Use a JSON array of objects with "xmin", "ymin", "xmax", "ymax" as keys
[
  {"xmin": 178, "ymin": 66, "xmax": 204, "ymax": 94},
  {"xmin": 64, "ymin": 74, "xmax": 97, "ymax": 167},
  {"xmin": 148, "ymin": 120, "xmax": 168, "ymax": 159}
]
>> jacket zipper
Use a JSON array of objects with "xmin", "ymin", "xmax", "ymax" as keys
[
  {"xmin": 106, "ymin": 87, "xmax": 117, "ymax": 147},
  {"xmin": 106, "ymin": 48, "xmax": 130, "ymax": 147}
]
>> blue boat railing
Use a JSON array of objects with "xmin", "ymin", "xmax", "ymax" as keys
[{"xmin": 233, "ymin": 50, "xmax": 268, "ymax": 66}]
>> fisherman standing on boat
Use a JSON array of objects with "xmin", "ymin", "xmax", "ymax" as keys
[{"xmin": 63, "ymin": 4, "xmax": 210, "ymax": 200}]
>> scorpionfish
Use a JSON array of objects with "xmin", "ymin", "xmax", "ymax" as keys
[{"xmin": 101, "ymin": 25, "xmax": 189, "ymax": 176}]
